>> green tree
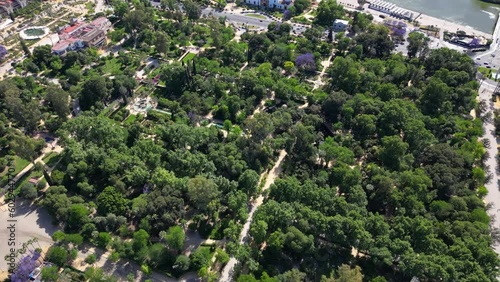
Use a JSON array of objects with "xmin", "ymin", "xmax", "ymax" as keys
[
  {"xmin": 32, "ymin": 45, "xmax": 54, "ymax": 69},
  {"xmin": 66, "ymin": 204, "xmax": 90, "ymax": 232},
  {"xmin": 354, "ymin": 24, "xmax": 394, "ymax": 58},
  {"xmin": 187, "ymin": 176, "xmax": 220, "ymax": 211},
  {"xmin": 293, "ymin": 0, "xmax": 311, "ymax": 14},
  {"xmin": 173, "ymin": 255, "xmax": 190, "ymax": 273},
  {"xmin": 155, "ymin": 31, "xmax": 170, "ymax": 55},
  {"xmin": 160, "ymin": 63, "xmax": 188, "ymax": 96},
  {"xmin": 20, "ymin": 183, "xmax": 37, "ymax": 199},
  {"xmin": 85, "ymin": 254, "xmax": 97, "ymax": 264},
  {"xmin": 79, "ymin": 76, "xmax": 110, "ymax": 110},
  {"xmin": 20, "ymin": 38, "xmax": 31, "ymax": 57},
  {"xmin": 112, "ymin": 0, "xmax": 129, "ymax": 19},
  {"xmin": 319, "ymin": 137, "xmax": 355, "ymax": 165},
  {"xmin": 351, "ymin": 12, "xmax": 372, "ymax": 33},
  {"xmin": 45, "ymin": 84, "xmax": 70, "ymax": 118},
  {"xmin": 190, "ymin": 246, "xmax": 211, "ymax": 270},
  {"xmin": 321, "ymin": 264, "xmax": 363, "ymax": 282},
  {"xmin": 46, "ymin": 246, "xmax": 68, "ymax": 266},
  {"xmin": 96, "ymin": 232, "xmax": 112, "ymax": 248},
  {"xmin": 407, "ymin": 31, "xmax": 430, "ymax": 58},
  {"xmin": 184, "ymin": 0, "xmax": 201, "ymax": 20},
  {"xmin": 41, "ymin": 266, "xmax": 59, "ymax": 281},
  {"xmin": 378, "ymin": 135, "xmax": 409, "ymax": 171},
  {"xmin": 315, "ymin": 0, "xmax": 344, "ymax": 26},
  {"xmin": 84, "ymin": 267, "xmax": 117, "ymax": 282},
  {"xmin": 96, "ymin": 186, "xmax": 129, "ymax": 216},
  {"xmin": 65, "ymin": 233, "xmax": 84, "ymax": 246},
  {"xmin": 133, "ymin": 229, "xmax": 150, "ymax": 257},
  {"xmin": 162, "ymin": 225, "xmax": 185, "ymax": 252},
  {"xmin": 250, "ymin": 220, "xmax": 268, "ymax": 244},
  {"xmin": 238, "ymin": 169, "xmax": 260, "ymax": 197}
]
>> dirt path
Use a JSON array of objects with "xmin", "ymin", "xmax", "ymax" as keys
[
  {"xmin": 219, "ymin": 150, "xmax": 287, "ymax": 282},
  {"xmin": 73, "ymin": 244, "xmax": 199, "ymax": 282},
  {"xmin": 311, "ymin": 52, "xmax": 334, "ymax": 91},
  {"xmin": 249, "ymin": 91, "xmax": 275, "ymax": 119}
]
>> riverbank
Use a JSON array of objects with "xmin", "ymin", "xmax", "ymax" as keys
[
  {"xmin": 413, "ymin": 11, "xmax": 493, "ymax": 39},
  {"xmin": 481, "ymin": 0, "xmax": 500, "ymax": 4},
  {"xmin": 359, "ymin": 2, "xmax": 494, "ymax": 39}
]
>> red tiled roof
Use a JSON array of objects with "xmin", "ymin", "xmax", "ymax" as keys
[{"xmin": 61, "ymin": 22, "xmax": 83, "ymax": 34}]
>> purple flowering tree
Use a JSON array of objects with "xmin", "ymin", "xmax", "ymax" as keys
[
  {"xmin": 283, "ymin": 9, "xmax": 292, "ymax": 20},
  {"xmin": 295, "ymin": 53, "xmax": 316, "ymax": 73},
  {"xmin": 10, "ymin": 250, "xmax": 40, "ymax": 282},
  {"xmin": 391, "ymin": 27, "xmax": 406, "ymax": 38},
  {"xmin": 470, "ymin": 37, "xmax": 481, "ymax": 48}
]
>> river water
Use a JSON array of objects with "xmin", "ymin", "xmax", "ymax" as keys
[{"xmin": 386, "ymin": 0, "xmax": 500, "ymax": 33}]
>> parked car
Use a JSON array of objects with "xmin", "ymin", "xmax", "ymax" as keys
[{"xmin": 29, "ymin": 268, "xmax": 41, "ymax": 281}]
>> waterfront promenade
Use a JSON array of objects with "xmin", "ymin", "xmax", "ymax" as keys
[
  {"xmin": 362, "ymin": 1, "xmax": 493, "ymax": 39},
  {"xmin": 338, "ymin": 1, "xmax": 495, "ymax": 39}
]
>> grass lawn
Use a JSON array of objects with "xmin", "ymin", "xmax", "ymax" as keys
[
  {"xmin": 182, "ymin": 52, "xmax": 196, "ymax": 63},
  {"xmin": 478, "ymin": 66, "xmax": 498, "ymax": 80},
  {"xmin": 203, "ymin": 38, "xmax": 214, "ymax": 48},
  {"xmin": 292, "ymin": 16, "xmax": 312, "ymax": 24},
  {"xmin": 246, "ymin": 13, "xmax": 267, "ymax": 19},
  {"xmin": 12, "ymin": 156, "xmax": 30, "ymax": 176},
  {"xmin": 272, "ymin": 12, "xmax": 283, "ymax": 18},
  {"xmin": 99, "ymin": 107, "xmax": 113, "ymax": 117},
  {"xmin": 42, "ymin": 152, "xmax": 60, "ymax": 168},
  {"xmin": 14, "ymin": 169, "xmax": 43, "ymax": 190},
  {"xmin": 100, "ymin": 58, "xmax": 123, "ymax": 76},
  {"xmin": 124, "ymin": 114, "xmax": 137, "ymax": 125}
]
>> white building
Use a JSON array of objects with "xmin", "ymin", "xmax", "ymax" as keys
[
  {"xmin": 368, "ymin": 0, "xmax": 414, "ymax": 20},
  {"xmin": 368, "ymin": 0, "xmax": 396, "ymax": 14},
  {"xmin": 244, "ymin": 0, "xmax": 261, "ymax": 6},
  {"xmin": 333, "ymin": 19, "xmax": 349, "ymax": 31},
  {"xmin": 244, "ymin": 0, "xmax": 292, "ymax": 10}
]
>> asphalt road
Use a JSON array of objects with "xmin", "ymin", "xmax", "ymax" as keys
[
  {"xmin": 201, "ymin": 7, "xmax": 309, "ymax": 34},
  {"xmin": 0, "ymin": 199, "xmax": 57, "ymax": 279},
  {"xmin": 473, "ymin": 16, "xmax": 500, "ymax": 71}
]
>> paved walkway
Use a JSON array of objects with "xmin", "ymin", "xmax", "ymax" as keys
[
  {"xmin": 2, "ymin": 141, "xmax": 62, "ymax": 192},
  {"xmin": 479, "ymin": 81, "xmax": 500, "ymax": 255}
]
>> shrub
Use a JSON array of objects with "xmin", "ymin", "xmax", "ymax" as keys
[
  {"xmin": 20, "ymin": 183, "xmax": 37, "ymax": 199},
  {"xmin": 37, "ymin": 179, "xmax": 47, "ymax": 190},
  {"xmin": 190, "ymin": 247, "xmax": 211, "ymax": 271},
  {"xmin": 85, "ymin": 254, "xmax": 97, "ymax": 264},
  {"xmin": 46, "ymin": 246, "xmax": 68, "ymax": 266}
]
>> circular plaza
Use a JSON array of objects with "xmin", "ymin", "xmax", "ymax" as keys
[{"xmin": 19, "ymin": 26, "xmax": 50, "ymax": 40}]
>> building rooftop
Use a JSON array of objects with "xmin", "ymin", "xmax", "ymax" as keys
[
  {"xmin": 90, "ymin": 17, "xmax": 109, "ymax": 27},
  {"xmin": 334, "ymin": 19, "xmax": 349, "ymax": 25},
  {"xmin": 81, "ymin": 28, "xmax": 104, "ymax": 41},
  {"xmin": 52, "ymin": 40, "xmax": 71, "ymax": 51},
  {"xmin": 61, "ymin": 22, "xmax": 84, "ymax": 34}
]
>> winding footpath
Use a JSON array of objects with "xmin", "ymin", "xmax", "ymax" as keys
[
  {"xmin": 219, "ymin": 150, "xmax": 287, "ymax": 282},
  {"xmin": 479, "ymin": 82, "xmax": 500, "ymax": 255}
]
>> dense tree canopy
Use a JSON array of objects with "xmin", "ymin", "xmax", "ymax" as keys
[{"xmin": 11, "ymin": 3, "xmax": 497, "ymax": 282}]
